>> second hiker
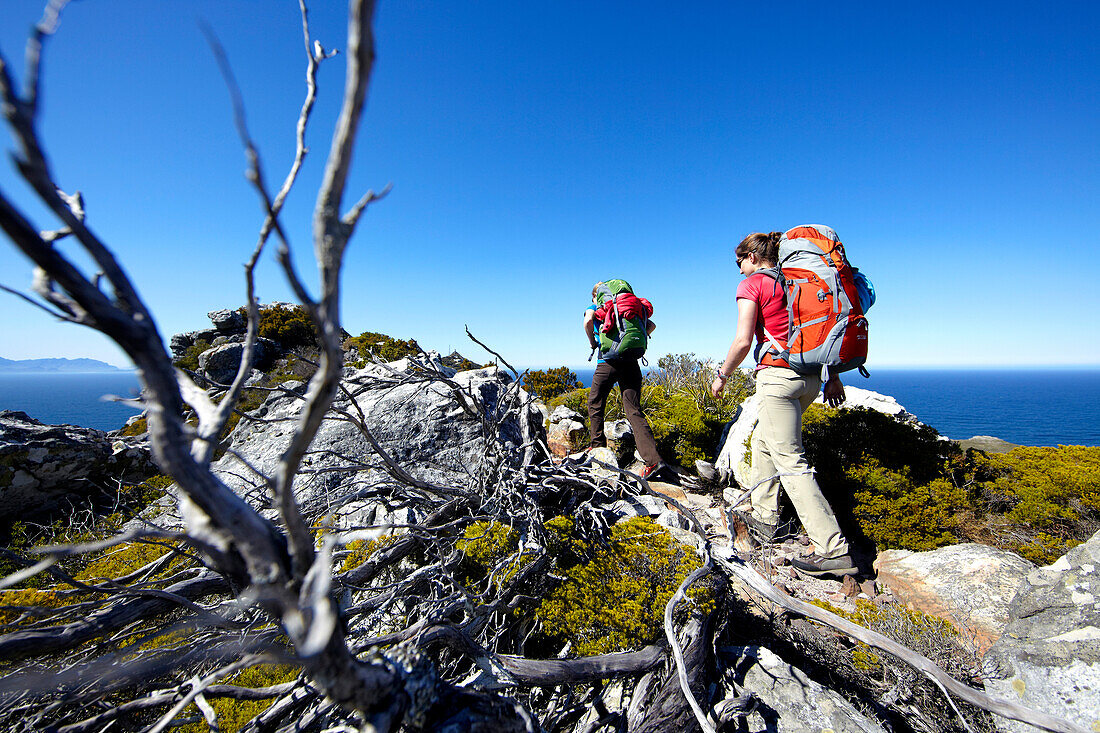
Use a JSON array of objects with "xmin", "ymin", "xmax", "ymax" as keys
[
  {"xmin": 584, "ymin": 280, "xmax": 665, "ymax": 480},
  {"xmin": 709, "ymin": 231, "xmax": 856, "ymax": 578}
]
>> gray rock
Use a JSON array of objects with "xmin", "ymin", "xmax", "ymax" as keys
[
  {"xmin": 605, "ymin": 419, "xmax": 635, "ymax": 465},
  {"xmin": 721, "ymin": 645, "xmax": 888, "ymax": 732},
  {"xmin": 213, "ymin": 363, "xmax": 544, "ymax": 517},
  {"xmin": 169, "ymin": 328, "xmax": 221, "ymax": 360},
  {"xmin": 959, "ymin": 435, "xmax": 1019, "ymax": 454},
  {"xmin": 874, "ymin": 543, "xmax": 1034, "ymax": 655},
  {"xmin": 207, "ymin": 308, "xmax": 246, "ymax": 333},
  {"xmin": 198, "ymin": 339, "xmax": 272, "ymax": 386},
  {"xmin": 983, "ymin": 531, "xmax": 1100, "ymax": 733},
  {"xmin": 549, "ymin": 405, "xmax": 582, "ymax": 424},
  {"xmin": 0, "ymin": 410, "xmax": 155, "ymax": 517},
  {"xmin": 548, "ymin": 418, "xmax": 586, "ymax": 457}
]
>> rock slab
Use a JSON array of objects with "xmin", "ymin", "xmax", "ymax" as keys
[
  {"xmin": 0, "ymin": 410, "xmax": 155, "ymax": 517},
  {"xmin": 874, "ymin": 543, "xmax": 1034, "ymax": 655},
  {"xmin": 723, "ymin": 645, "xmax": 888, "ymax": 732},
  {"xmin": 983, "ymin": 530, "xmax": 1100, "ymax": 733}
]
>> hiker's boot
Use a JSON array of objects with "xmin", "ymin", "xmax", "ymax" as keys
[
  {"xmin": 639, "ymin": 461, "xmax": 664, "ymax": 480},
  {"xmin": 791, "ymin": 552, "xmax": 858, "ymax": 579},
  {"xmin": 731, "ymin": 509, "xmax": 777, "ymax": 545}
]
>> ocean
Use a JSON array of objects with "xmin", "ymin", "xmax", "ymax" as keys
[
  {"xmin": 1, "ymin": 369, "xmax": 1098, "ymax": 447},
  {"xmin": 564, "ymin": 367, "xmax": 1100, "ymax": 448},
  {"xmin": 0, "ymin": 372, "xmax": 143, "ymax": 432}
]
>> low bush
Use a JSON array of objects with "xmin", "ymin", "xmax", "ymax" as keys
[
  {"xmin": 344, "ymin": 331, "xmax": 421, "ymax": 363},
  {"xmin": 523, "ymin": 367, "xmax": 583, "ymax": 403},
  {"xmin": 255, "ymin": 305, "xmax": 318, "ymax": 350},
  {"xmin": 548, "ymin": 354, "xmax": 755, "ymax": 468},
  {"xmin": 173, "ymin": 338, "xmax": 210, "ymax": 371},
  {"xmin": 536, "ymin": 516, "xmax": 712, "ymax": 655},
  {"xmin": 799, "ymin": 406, "xmax": 1100, "ymax": 563},
  {"xmin": 178, "ymin": 664, "xmax": 300, "ymax": 733}
]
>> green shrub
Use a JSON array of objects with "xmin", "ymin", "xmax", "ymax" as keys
[
  {"xmin": 847, "ymin": 458, "xmax": 968, "ymax": 551},
  {"xmin": 536, "ymin": 516, "xmax": 712, "ymax": 655},
  {"xmin": 965, "ymin": 445, "xmax": 1100, "ymax": 563},
  {"xmin": 252, "ymin": 305, "xmax": 318, "ymax": 349},
  {"xmin": 173, "ymin": 338, "xmax": 210, "ymax": 371},
  {"xmin": 344, "ymin": 331, "xmax": 421, "ymax": 362},
  {"xmin": 645, "ymin": 390, "xmax": 720, "ymax": 467},
  {"xmin": 810, "ymin": 598, "xmax": 966, "ymax": 675},
  {"xmin": 118, "ymin": 415, "xmax": 148, "ymax": 437},
  {"xmin": 523, "ymin": 367, "xmax": 583, "ymax": 403},
  {"xmin": 456, "ymin": 521, "xmax": 532, "ymax": 587},
  {"xmin": 178, "ymin": 664, "xmax": 299, "ymax": 733},
  {"xmin": 550, "ymin": 387, "xmax": 590, "ymax": 419},
  {"xmin": 797, "ymin": 407, "xmax": 1098, "ymax": 563},
  {"xmin": 646, "ymin": 353, "xmax": 751, "ymax": 421}
]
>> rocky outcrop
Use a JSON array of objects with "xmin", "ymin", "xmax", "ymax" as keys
[
  {"xmin": 716, "ymin": 385, "xmax": 916, "ymax": 495},
  {"xmin": 873, "ymin": 544, "xmax": 1035, "ymax": 655},
  {"xmin": 548, "ymin": 406, "xmax": 587, "ymax": 457},
  {"xmin": 0, "ymin": 410, "xmax": 155, "ymax": 518},
  {"xmin": 213, "ymin": 359, "xmax": 545, "ymax": 518},
  {"xmin": 959, "ymin": 435, "xmax": 1019, "ymax": 453},
  {"xmin": 197, "ymin": 339, "xmax": 274, "ymax": 386},
  {"xmin": 720, "ymin": 645, "xmax": 889, "ymax": 732},
  {"xmin": 982, "ymin": 530, "xmax": 1100, "ymax": 733}
]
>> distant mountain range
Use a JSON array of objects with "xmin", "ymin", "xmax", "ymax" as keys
[{"xmin": 0, "ymin": 357, "xmax": 129, "ymax": 373}]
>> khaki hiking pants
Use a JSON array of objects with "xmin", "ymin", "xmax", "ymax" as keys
[{"xmin": 748, "ymin": 366, "xmax": 849, "ymax": 558}]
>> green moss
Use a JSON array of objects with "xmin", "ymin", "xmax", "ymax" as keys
[
  {"xmin": 0, "ymin": 587, "xmax": 66, "ymax": 625},
  {"xmin": 536, "ymin": 516, "xmax": 713, "ymax": 655},
  {"xmin": 177, "ymin": 664, "xmax": 300, "ymax": 733},
  {"xmin": 339, "ymin": 535, "xmax": 398, "ymax": 573},
  {"xmin": 80, "ymin": 541, "xmax": 175, "ymax": 581}
]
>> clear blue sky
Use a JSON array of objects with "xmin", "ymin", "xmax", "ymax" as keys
[{"xmin": 1, "ymin": 1, "xmax": 1098, "ymax": 370}]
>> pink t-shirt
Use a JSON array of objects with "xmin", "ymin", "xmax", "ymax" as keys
[{"xmin": 736, "ymin": 271, "xmax": 788, "ymax": 366}]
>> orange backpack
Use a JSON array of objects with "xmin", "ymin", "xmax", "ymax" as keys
[{"xmin": 758, "ymin": 225, "xmax": 869, "ymax": 379}]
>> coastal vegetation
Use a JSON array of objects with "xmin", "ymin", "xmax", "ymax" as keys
[
  {"xmin": 550, "ymin": 353, "xmax": 753, "ymax": 468},
  {"xmin": 802, "ymin": 404, "xmax": 1100, "ymax": 563}
]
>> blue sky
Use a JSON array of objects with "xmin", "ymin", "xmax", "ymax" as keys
[{"xmin": 1, "ymin": 1, "xmax": 1098, "ymax": 370}]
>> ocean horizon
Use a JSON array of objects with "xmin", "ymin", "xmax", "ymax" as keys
[
  {"xmin": 540, "ymin": 365, "xmax": 1100, "ymax": 448},
  {"xmin": 2, "ymin": 368, "xmax": 1098, "ymax": 448}
]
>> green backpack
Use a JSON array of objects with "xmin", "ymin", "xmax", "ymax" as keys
[{"xmin": 593, "ymin": 279, "xmax": 649, "ymax": 362}]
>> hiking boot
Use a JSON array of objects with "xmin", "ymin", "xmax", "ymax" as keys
[
  {"xmin": 638, "ymin": 461, "xmax": 664, "ymax": 480},
  {"xmin": 731, "ymin": 509, "xmax": 777, "ymax": 544},
  {"xmin": 790, "ymin": 552, "xmax": 858, "ymax": 579}
]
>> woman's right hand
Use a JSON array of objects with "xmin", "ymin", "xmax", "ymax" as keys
[{"xmin": 710, "ymin": 375, "xmax": 726, "ymax": 398}]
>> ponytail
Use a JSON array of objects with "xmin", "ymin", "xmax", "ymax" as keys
[{"xmin": 735, "ymin": 231, "xmax": 782, "ymax": 266}]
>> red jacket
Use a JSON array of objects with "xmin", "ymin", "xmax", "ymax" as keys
[{"xmin": 595, "ymin": 294, "xmax": 653, "ymax": 334}]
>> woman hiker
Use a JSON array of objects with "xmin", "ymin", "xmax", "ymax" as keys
[{"xmin": 709, "ymin": 232, "xmax": 856, "ymax": 579}]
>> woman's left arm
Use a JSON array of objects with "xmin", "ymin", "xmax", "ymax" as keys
[{"xmin": 710, "ymin": 298, "xmax": 758, "ymax": 397}]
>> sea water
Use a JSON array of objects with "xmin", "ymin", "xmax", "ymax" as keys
[
  {"xmin": 564, "ymin": 367, "xmax": 1100, "ymax": 447},
  {"xmin": 2, "ymin": 369, "xmax": 1098, "ymax": 446},
  {"xmin": 0, "ymin": 372, "xmax": 143, "ymax": 432}
]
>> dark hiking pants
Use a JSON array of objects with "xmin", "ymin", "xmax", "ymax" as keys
[{"xmin": 587, "ymin": 358, "xmax": 661, "ymax": 466}]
